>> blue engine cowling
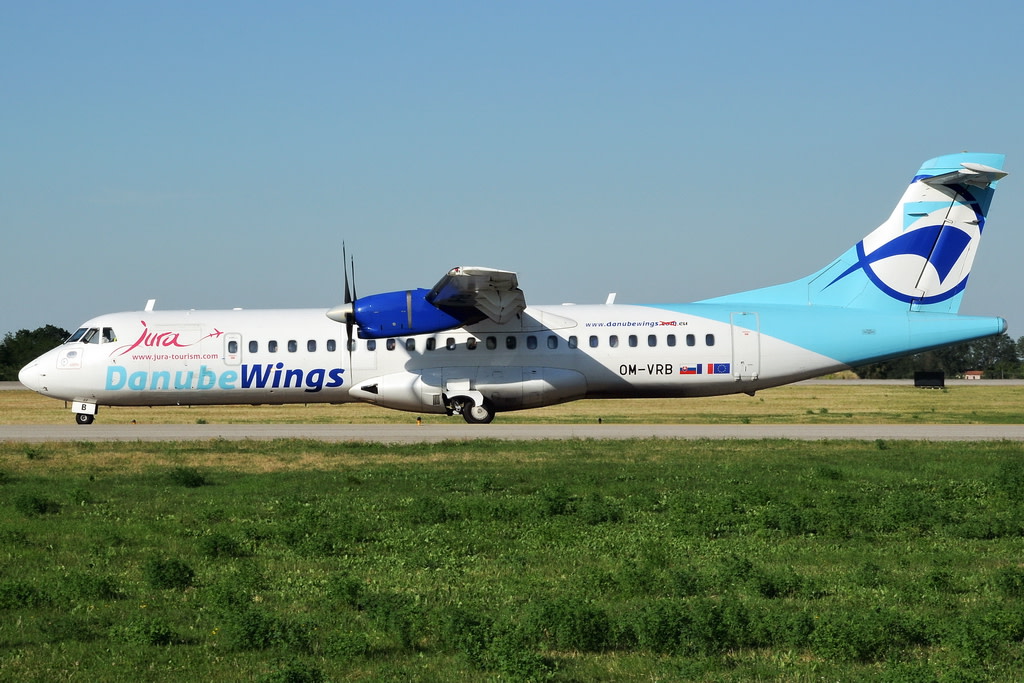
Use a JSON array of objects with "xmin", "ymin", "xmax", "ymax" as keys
[{"xmin": 353, "ymin": 288, "xmax": 469, "ymax": 338}]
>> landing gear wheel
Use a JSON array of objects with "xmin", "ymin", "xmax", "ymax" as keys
[
  {"xmin": 462, "ymin": 399, "xmax": 495, "ymax": 424},
  {"xmin": 75, "ymin": 412, "xmax": 95, "ymax": 425}
]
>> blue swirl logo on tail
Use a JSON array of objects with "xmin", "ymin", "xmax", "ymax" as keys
[{"xmin": 826, "ymin": 188, "xmax": 984, "ymax": 305}]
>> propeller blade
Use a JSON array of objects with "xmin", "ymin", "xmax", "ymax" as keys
[
  {"xmin": 350, "ymin": 252, "xmax": 357, "ymax": 302},
  {"xmin": 342, "ymin": 243, "xmax": 355, "ymax": 358},
  {"xmin": 343, "ymin": 242, "xmax": 352, "ymax": 305}
]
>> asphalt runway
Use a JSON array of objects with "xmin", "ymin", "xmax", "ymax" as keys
[
  {"xmin": 5, "ymin": 380, "xmax": 1024, "ymax": 443},
  {"xmin": 3, "ymin": 423, "xmax": 1024, "ymax": 443}
]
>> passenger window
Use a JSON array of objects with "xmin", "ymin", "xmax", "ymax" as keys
[
  {"xmin": 486, "ymin": 336, "xmax": 497, "ymax": 350},
  {"xmin": 568, "ymin": 336, "xmax": 578, "ymax": 349},
  {"xmin": 667, "ymin": 334, "xmax": 676, "ymax": 347},
  {"xmin": 228, "ymin": 340, "xmax": 238, "ymax": 354},
  {"xmin": 706, "ymin": 334, "xmax": 715, "ymax": 346},
  {"xmin": 467, "ymin": 338, "xmax": 478, "ymax": 350},
  {"xmin": 367, "ymin": 340, "xmax": 377, "ymax": 351},
  {"xmin": 102, "ymin": 328, "xmax": 116, "ymax": 343},
  {"xmin": 527, "ymin": 336, "xmax": 537, "ymax": 350},
  {"xmin": 547, "ymin": 335, "xmax": 558, "ymax": 349},
  {"xmin": 269, "ymin": 340, "xmax": 278, "ymax": 353},
  {"xmin": 628, "ymin": 335, "xmax": 638, "ymax": 347},
  {"xmin": 609, "ymin": 335, "xmax": 619, "ymax": 348},
  {"xmin": 426, "ymin": 338, "xmax": 436, "ymax": 351},
  {"xmin": 589, "ymin": 335, "xmax": 598, "ymax": 348},
  {"xmin": 249, "ymin": 340, "xmax": 258, "ymax": 353},
  {"xmin": 648, "ymin": 334, "xmax": 657, "ymax": 347},
  {"xmin": 288, "ymin": 340, "xmax": 297, "ymax": 352},
  {"xmin": 307, "ymin": 340, "xmax": 317, "ymax": 352},
  {"xmin": 406, "ymin": 338, "xmax": 416, "ymax": 351},
  {"xmin": 387, "ymin": 338, "xmax": 397, "ymax": 351},
  {"xmin": 327, "ymin": 340, "xmax": 337, "ymax": 352},
  {"xmin": 446, "ymin": 338, "xmax": 456, "ymax": 350},
  {"xmin": 686, "ymin": 334, "xmax": 695, "ymax": 347},
  {"xmin": 348, "ymin": 339, "xmax": 357, "ymax": 352},
  {"xmin": 506, "ymin": 336, "xmax": 517, "ymax": 350}
]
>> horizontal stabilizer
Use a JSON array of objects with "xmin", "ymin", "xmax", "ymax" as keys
[{"xmin": 920, "ymin": 162, "xmax": 1007, "ymax": 189}]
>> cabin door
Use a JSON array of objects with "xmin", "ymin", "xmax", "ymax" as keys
[{"xmin": 730, "ymin": 312, "xmax": 760, "ymax": 381}]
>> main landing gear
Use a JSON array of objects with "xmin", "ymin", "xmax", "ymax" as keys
[
  {"xmin": 449, "ymin": 397, "xmax": 496, "ymax": 424},
  {"xmin": 75, "ymin": 412, "xmax": 95, "ymax": 425}
]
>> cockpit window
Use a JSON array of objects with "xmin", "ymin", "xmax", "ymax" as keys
[{"xmin": 65, "ymin": 326, "xmax": 116, "ymax": 343}]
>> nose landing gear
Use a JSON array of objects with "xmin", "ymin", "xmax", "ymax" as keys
[{"xmin": 73, "ymin": 402, "xmax": 97, "ymax": 425}]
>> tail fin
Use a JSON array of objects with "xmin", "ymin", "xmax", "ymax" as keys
[{"xmin": 703, "ymin": 153, "xmax": 1007, "ymax": 313}]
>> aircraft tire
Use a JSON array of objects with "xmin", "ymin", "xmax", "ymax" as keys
[
  {"xmin": 463, "ymin": 400, "xmax": 495, "ymax": 424},
  {"xmin": 75, "ymin": 413, "xmax": 95, "ymax": 425}
]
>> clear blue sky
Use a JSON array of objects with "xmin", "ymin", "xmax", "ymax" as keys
[{"xmin": 4, "ymin": 1, "xmax": 1024, "ymax": 339}]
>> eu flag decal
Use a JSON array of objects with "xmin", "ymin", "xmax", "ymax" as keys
[{"xmin": 707, "ymin": 363, "xmax": 731, "ymax": 374}]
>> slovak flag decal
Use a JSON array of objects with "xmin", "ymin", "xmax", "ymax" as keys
[{"xmin": 680, "ymin": 363, "xmax": 731, "ymax": 375}]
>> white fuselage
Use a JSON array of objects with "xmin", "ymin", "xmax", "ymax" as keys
[{"xmin": 19, "ymin": 303, "xmax": 845, "ymax": 417}]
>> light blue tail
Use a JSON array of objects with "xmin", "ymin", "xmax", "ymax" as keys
[{"xmin": 703, "ymin": 153, "xmax": 1007, "ymax": 313}]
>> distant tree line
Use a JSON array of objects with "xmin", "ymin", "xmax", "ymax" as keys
[
  {"xmin": 1, "ymin": 325, "xmax": 1022, "ymax": 382},
  {"xmin": 854, "ymin": 332, "xmax": 1024, "ymax": 379},
  {"xmin": 0, "ymin": 326, "xmax": 70, "ymax": 381}
]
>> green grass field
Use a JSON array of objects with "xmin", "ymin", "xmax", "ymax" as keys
[{"xmin": 3, "ymin": 437, "xmax": 1024, "ymax": 681}]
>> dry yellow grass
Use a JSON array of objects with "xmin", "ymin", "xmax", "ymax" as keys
[
  {"xmin": 0, "ymin": 437, "xmax": 569, "ymax": 475},
  {"xmin": 3, "ymin": 382, "xmax": 1023, "ymax": 425}
]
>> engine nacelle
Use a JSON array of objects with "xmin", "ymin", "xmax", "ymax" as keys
[
  {"xmin": 353, "ymin": 288, "xmax": 465, "ymax": 338},
  {"xmin": 348, "ymin": 367, "xmax": 588, "ymax": 416},
  {"xmin": 348, "ymin": 370, "xmax": 448, "ymax": 414}
]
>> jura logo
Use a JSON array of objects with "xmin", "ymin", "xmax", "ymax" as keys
[{"xmin": 112, "ymin": 321, "xmax": 223, "ymax": 357}]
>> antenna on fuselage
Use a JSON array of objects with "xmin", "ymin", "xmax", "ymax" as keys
[{"xmin": 145, "ymin": 299, "xmax": 156, "ymax": 311}]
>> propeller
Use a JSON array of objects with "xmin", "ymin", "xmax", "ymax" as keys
[
  {"xmin": 326, "ymin": 243, "xmax": 358, "ymax": 364},
  {"xmin": 342, "ymin": 242, "xmax": 354, "ymax": 346}
]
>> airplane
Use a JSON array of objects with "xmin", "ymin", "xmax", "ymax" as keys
[{"xmin": 18, "ymin": 152, "xmax": 1009, "ymax": 425}]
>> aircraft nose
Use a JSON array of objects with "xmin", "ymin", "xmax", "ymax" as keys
[{"xmin": 18, "ymin": 360, "xmax": 42, "ymax": 392}]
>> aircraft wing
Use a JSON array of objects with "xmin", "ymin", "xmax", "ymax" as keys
[{"xmin": 426, "ymin": 266, "xmax": 526, "ymax": 325}]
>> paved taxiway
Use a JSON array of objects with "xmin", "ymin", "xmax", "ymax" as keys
[
  {"xmin": 3, "ymin": 423, "xmax": 1024, "ymax": 443},
  {"xmin": 5, "ymin": 380, "xmax": 1023, "ymax": 442}
]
